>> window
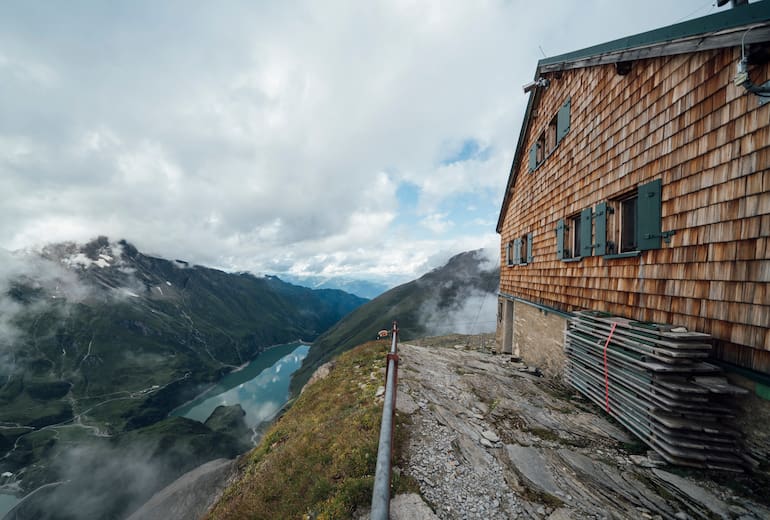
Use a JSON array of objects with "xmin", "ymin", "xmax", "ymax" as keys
[
  {"xmin": 620, "ymin": 194, "xmax": 638, "ymax": 252},
  {"xmin": 598, "ymin": 178, "xmax": 668, "ymax": 258},
  {"xmin": 604, "ymin": 192, "xmax": 637, "ymax": 254},
  {"xmin": 556, "ymin": 179, "xmax": 667, "ymax": 262},
  {"xmin": 556, "ymin": 218, "xmax": 583, "ymax": 260},
  {"xmin": 529, "ymin": 97, "xmax": 571, "ymax": 172},
  {"xmin": 546, "ymin": 116, "xmax": 558, "ymax": 154},
  {"xmin": 569, "ymin": 213, "xmax": 581, "ymax": 259},
  {"xmin": 506, "ymin": 233, "xmax": 534, "ymax": 266}
]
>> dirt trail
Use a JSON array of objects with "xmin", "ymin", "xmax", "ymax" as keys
[{"xmin": 395, "ymin": 341, "xmax": 769, "ymax": 520}]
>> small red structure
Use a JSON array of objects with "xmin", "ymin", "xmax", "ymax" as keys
[{"xmin": 377, "ymin": 329, "xmax": 389, "ymax": 340}]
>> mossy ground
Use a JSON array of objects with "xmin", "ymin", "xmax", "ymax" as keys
[{"xmin": 206, "ymin": 341, "xmax": 415, "ymax": 519}]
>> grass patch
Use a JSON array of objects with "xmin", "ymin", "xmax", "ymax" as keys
[{"xmin": 206, "ymin": 341, "xmax": 396, "ymax": 519}]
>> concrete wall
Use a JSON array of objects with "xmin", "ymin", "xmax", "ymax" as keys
[
  {"xmin": 497, "ymin": 296, "xmax": 568, "ymax": 378},
  {"xmin": 496, "ymin": 297, "xmax": 515, "ymax": 355},
  {"xmin": 513, "ymin": 300, "xmax": 568, "ymax": 379}
]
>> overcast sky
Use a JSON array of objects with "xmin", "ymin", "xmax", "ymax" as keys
[{"xmin": 1, "ymin": 0, "xmax": 721, "ymax": 285}]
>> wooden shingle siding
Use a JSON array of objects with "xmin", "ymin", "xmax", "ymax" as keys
[{"xmin": 499, "ymin": 47, "xmax": 770, "ymax": 374}]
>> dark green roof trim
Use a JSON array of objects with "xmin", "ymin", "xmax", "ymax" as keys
[
  {"xmin": 498, "ymin": 291, "xmax": 574, "ymax": 319},
  {"xmin": 496, "ymin": 2, "xmax": 770, "ymax": 234},
  {"xmin": 495, "ymin": 85, "xmax": 541, "ymax": 232},
  {"xmin": 538, "ymin": 1, "xmax": 770, "ymax": 71}
]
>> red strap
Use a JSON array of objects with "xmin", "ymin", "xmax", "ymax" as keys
[{"xmin": 603, "ymin": 323, "xmax": 617, "ymax": 413}]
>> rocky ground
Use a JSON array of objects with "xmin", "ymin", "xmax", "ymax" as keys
[{"xmin": 393, "ymin": 339, "xmax": 770, "ymax": 520}]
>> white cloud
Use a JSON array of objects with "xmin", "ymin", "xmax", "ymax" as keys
[
  {"xmin": 421, "ymin": 213, "xmax": 454, "ymax": 234},
  {"xmin": 0, "ymin": 0, "xmax": 713, "ymax": 282}
]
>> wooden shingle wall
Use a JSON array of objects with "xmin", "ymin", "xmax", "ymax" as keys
[{"xmin": 499, "ymin": 47, "xmax": 770, "ymax": 373}]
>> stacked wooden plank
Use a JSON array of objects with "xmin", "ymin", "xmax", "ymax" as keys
[{"xmin": 564, "ymin": 310, "xmax": 747, "ymax": 471}]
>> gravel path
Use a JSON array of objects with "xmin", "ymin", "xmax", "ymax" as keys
[{"xmin": 394, "ymin": 342, "xmax": 770, "ymax": 520}]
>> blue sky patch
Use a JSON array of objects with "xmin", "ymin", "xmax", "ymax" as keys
[{"xmin": 440, "ymin": 138, "xmax": 492, "ymax": 166}]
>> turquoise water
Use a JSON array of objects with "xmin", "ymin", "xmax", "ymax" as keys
[
  {"xmin": 0, "ymin": 492, "xmax": 20, "ymax": 517},
  {"xmin": 171, "ymin": 342, "xmax": 309, "ymax": 428}
]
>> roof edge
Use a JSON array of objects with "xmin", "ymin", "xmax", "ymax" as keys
[
  {"xmin": 538, "ymin": 1, "xmax": 770, "ymax": 71},
  {"xmin": 496, "ymin": 1, "xmax": 770, "ymax": 235}
]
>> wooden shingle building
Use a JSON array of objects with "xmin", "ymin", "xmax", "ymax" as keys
[{"xmin": 496, "ymin": 3, "xmax": 770, "ymax": 382}]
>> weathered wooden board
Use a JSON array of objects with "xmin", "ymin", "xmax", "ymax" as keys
[{"xmin": 565, "ymin": 312, "xmax": 746, "ymax": 470}]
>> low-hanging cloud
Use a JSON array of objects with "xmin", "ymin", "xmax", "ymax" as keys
[
  {"xmin": 13, "ymin": 436, "xmax": 208, "ymax": 520},
  {"xmin": 0, "ymin": 242, "xmax": 148, "ymax": 375},
  {"xmin": 419, "ymin": 286, "xmax": 498, "ymax": 336},
  {"xmin": 417, "ymin": 247, "xmax": 500, "ymax": 336},
  {"xmin": 0, "ymin": 248, "xmax": 93, "ymax": 348}
]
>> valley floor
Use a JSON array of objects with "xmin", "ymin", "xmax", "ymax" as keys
[{"xmin": 392, "ymin": 339, "xmax": 770, "ymax": 520}]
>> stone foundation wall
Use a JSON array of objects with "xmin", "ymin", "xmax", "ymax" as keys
[{"xmin": 513, "ymin": 300, "xmax": 567, "ymax": 379}]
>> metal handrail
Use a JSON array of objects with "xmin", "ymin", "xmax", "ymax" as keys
[{"xmin": 370, "ymin": 320, "xmax": 399, "ymax": 520}]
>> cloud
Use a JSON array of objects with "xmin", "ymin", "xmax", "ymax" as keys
[
  {"xmin": 0, "ymin": 0, "xmax": 714, "ymax": 281},
  {"xmin": 417, "ymin": 247, "xmax": 500, "ymax": 335},
  {"xmin": 419, "ymin": 287, "xmax": 498, "ymax": 335},
  {"xmin": 0, "ymin": 241, "xmax": 157, "ymax": 374},
  {"xmin": 421, "ymin": 213, "xmax": 454, "ymax": 234},
  {"xmin": 0, "ymin": 248, "xmax": 92, "ymax": 331}
]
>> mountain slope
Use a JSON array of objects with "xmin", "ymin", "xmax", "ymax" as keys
[
  {"xmin": 0, "ymin": 237, "xmax": 366, "ymax": 498},
  {"xmin": 290, "ymin": 250, "xmax": 499, "ymax": 394}
]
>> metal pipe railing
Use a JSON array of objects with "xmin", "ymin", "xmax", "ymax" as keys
[{"xmin": 370, "ymin": 320, "xmax": 399, "ymax": 520}]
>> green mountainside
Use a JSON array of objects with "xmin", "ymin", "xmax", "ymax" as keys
[
  {"xmin": 0, "ymin": 237, "xmax": 366, "ymax": 516},
  {"xmin": 290, "ymin": 250, "xmax": 499, "ymax": 395}
]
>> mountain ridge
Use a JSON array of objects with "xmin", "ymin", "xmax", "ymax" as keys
[
  {"xmin": 0, "ymin": 236, "xmax": 367, "ymax": 518},
  {"xmin": 290, "ymin": 249, "xmax": 499, "ymax": 395}
]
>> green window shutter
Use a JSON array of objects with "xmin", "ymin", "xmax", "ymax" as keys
[
  {"xmin": 528, "ymin": 143, "xmax": 538, "ymax": 172},
  {"xmin": 513, "ymin": 238, "xmax": 522, "ymax": 265},
  {"xmin": 594, "ymin": 202, "xmax": 607, "ymax": 256},
  {"xmin": 580, "ymin": 207, "xmax": 593, "ymax": 257},
  {"xmin": 556, "ymin": 220, "xmax": 565, "ymax": 260},
  {"xmin": 505, "ymin": 241, "xmax": 512, "ymax": 266},
  {"xmin": 637, "ymin": 179, "xmax": 662, "ymax": 251},
  {"xmin": 526, "ymin": 232, "xmax": 534, "ymax": 263},
  {"xmin": 556, "ymin": 97, "xmax": 571, "ymax": 143}
]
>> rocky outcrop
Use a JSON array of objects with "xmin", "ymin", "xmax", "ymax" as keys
[
  {"xmin": 126, "ymin": 458, "xmax": 237, "ymax": 520},
  {"xmin": 396, "ymin": 342, "xmax": 770, "ymax": 519},
  {"xmin": 301, "ymin": 361, "xmax": 335, "ymax": 394},
  {"xmin": 203, "ymin": 405, "xmax": 252, "ymax": 452}
]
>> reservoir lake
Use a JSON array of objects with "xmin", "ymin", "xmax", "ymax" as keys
[
  {"xmin": 172, "ymin": 342, "xmax": 309, "ymax": 429},
  {"xmin": 0, "ymin": 342, "xmax": 310, "ymax": 518}
]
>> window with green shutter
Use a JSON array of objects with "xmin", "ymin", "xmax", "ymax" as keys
[
  {"xmin": 570, "ymin": 214, "xmax": 582, "ymax": 259},
  {"xmin": 526, "ymin": 232, "xmax": 534, "ymax": 263},
  {"xmin": 637, "ymin": 179, "xmax": 662, "ymax": 251},
  {"xmin": 513, "ymin": 238, "xmax": 522, "ymax": 265},
  {"xmin": 506, "ymin": 241, "xmax": 513, "ymax": 266},
  {"xmin": 601, "ymin": 178, "xmax": 670, "ymax": 259},
  {"xmin": 529, "ymin": 143, "xmax": 538, "ymax": 172},
  {"xmin": 556, "ymin": 219, "xmax": 565, "ymax": 260},
  {"xmin": 558, "ymin": 213, "xmax": 584, "ymax": 261},
  {"xmin": 556, "ymin": 97, "xmax": 571, "ymax": 144},
  {"xmin": 580, "ymin": 207, "xmax": 593, "ymax": 257},
  {"xmin": 594, "ymin": 201, "xmax": 607, "ymax": 256},
  {"xmin": 529, "ymin": 96, "xmax": 571, "ymax": 173}
]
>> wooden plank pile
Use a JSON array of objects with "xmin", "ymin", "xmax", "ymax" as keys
[{"xmin": 564, "ymin": 310, "xmax": 747, "ymax": 471}]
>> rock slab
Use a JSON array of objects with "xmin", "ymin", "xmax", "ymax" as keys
[{"xmin": 126, "ymin": 458, "xmax": 236, "ymax": 520}]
